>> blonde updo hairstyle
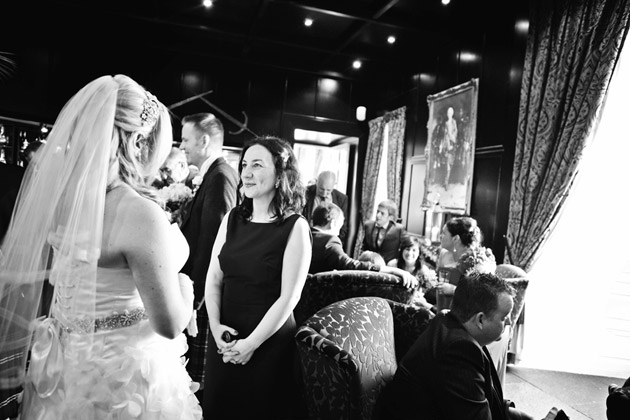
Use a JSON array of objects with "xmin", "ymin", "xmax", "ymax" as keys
[{"xmin": 108, "ymin": 74, "xmax": 173, "ymax": 202}]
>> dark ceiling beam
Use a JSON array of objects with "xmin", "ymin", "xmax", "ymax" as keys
[
  {"xmin": 241, "ymin": 0, "xmax": 271, "ymax": 57},
  {"xmin": 269, "ymin": 0, "xmax": 419, "ymax": 33},
  {"xmin": 321, "ymin": 0, "xmax": 402, "ymax": 65}
]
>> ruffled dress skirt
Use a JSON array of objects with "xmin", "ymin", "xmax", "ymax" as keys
[{"xmin": 20, "ymin": 317, "xmax": 202, "ymax": 420}]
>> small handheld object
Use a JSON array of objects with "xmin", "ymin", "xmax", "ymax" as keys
[{"xmin": 222, "ymin": 331, "xmax": 233, "ymax": 343}]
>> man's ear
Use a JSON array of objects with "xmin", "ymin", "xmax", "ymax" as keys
[
  {"xmin": 199, "ymin": 134, "xmax": 210, "ymax": 149},
  {"xmin": 473, "ymin": 312, "xmax": 485, "ymax": 330}
]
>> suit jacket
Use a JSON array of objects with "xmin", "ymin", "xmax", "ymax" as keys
[
  {"xmin": 309, "ymin": 227, "xmax": 378, "ymax": 274},
  {"xmin": 302, "ymin": 184, "xmax": 349, "ymax": 244},
  {"xmin": 0, "ymin": 163, "xmax": 25, "ymax": 242},
  {"xmin": 362, "ymin": 220, "xmax": 405, "ymax": 264},
  {"xmin": 180, "ymin": 157, "xmax": 238, "ymax": 302},
  {"xmin": 379, "ymin": 312, "xmax": 512, "ymax": 420}
]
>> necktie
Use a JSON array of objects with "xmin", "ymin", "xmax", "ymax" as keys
[{"xmin": 374, "ymin": 227, "xmax": 383, "ymax": 248}]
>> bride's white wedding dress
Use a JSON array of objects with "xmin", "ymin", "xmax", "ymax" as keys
[{"xmin": 20, "ymin": 225, "xmax": 202, "ymax": 420}]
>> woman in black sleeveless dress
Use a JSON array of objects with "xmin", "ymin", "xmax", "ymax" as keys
[{"xmin": 202, "ymin": 136, "xmax": 312, "ymax": 420}]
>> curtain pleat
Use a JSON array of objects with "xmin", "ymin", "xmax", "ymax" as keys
[{"xmin": 506, "ymin": 0, "xmax": 630, "ymax": 271}]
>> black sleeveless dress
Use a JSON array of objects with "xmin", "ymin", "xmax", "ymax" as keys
[{"xmin": 203, "ymin": 211, "xmax": 303, "ymax": 420}]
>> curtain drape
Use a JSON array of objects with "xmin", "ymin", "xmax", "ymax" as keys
[
  {"xmin": 353, "ymin": 106, "xmax": 406, "ymax": 258},
  {"xmin": 385, "ymin": 107, "xmax": 407, "ymax": 211},
  {"xmin": 506, "ymin": 0, "xmax": 630, "ymax": 271}
]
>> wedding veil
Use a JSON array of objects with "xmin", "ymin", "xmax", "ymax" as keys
[{"xmin": 0, "ymin": 76, "xmax": 118, "ymax": 390}]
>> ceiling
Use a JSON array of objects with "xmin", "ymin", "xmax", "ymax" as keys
[{"xmin": 2, "ymin": 0, "xmax": 510, "ymax": 82}]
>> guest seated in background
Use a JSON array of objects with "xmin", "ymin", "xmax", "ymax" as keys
[
  {"xmin": 435, "ymin": 216, "xmax": 496, "ymax": 312},
  {"xmin": 152, "ymin": 147, "xmax": 191, "ymax": 189},
  {"xmin": 310, "ymin": 202, "xmax": 418, "ymax": 289},
  {"xmin": 388, "ymin": 235, "xmax": 438, "ymax": 305},
  {"xmin": 379, "ymin": 273, "xmax": 535, "ymax": 420},
  {"xmin": 357, "ymin": 250, "xmax": 386, "ymax": 266},
  {"xmin": 303, "ymin": 170, "xmax": 349, "ymax": 246},
  {"xmin": 362, "ymin": 199, "xmax": 406, "ymax": 264}
]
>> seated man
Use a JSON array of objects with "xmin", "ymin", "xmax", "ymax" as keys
[
  {"xmin": 362, "ymin": 199, "xmax": 406, "ymax": 264},
  {"xmin": 309, "ymin": 202, "xmax": 417, "ymax": 289},
  {"xmin": 303, "ymin": 170, "xmax": 349, "ymax": 246},
  {"xmin": 379, "ymin": 272, "xmax": 535, "ymax": 420}
]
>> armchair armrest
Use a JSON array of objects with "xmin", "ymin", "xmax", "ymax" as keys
[
  {"xmin": 386, "ymin": 300, "xmax": 434, "ymax": 361},
  {"xmin": 295, "ymin": 325, "xmax": 362, "ymax": 420}
]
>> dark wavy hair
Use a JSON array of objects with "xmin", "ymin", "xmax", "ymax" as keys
[
  {"xmin": 236, "ymin": 136, "xmax": 305, "ymax": 222},
  {"xmin": 395, "ymin": 234, "xmax": 424, "ymax": 275},
  {"xmin": 312, "ymin": 202, "xmax": 342, "ymax": 228},
  {"xmin": 445, "ymin": 216, "xmax": 482, "ymax": 247}
]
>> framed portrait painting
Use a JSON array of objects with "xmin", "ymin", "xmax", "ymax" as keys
[{"xmin": 422, "ymin": 78, "xmax": 479, "ymax": 215}]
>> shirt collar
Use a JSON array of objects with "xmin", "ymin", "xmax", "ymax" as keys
[{"xmin": 198, "ymin": 155, "xmax": 218, "ymax": 178}]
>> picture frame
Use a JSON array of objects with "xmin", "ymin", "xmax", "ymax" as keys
[{"xmin": 422, "ymin": 78, "xmax": 479, "ymax": 215}]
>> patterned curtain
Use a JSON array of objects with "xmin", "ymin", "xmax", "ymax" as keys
[
  {"xmin": 352, "ymin": 107, "xmax": 406, "ymax": 258},
  {"xmin": 506, "ymin": 0, "xmax": 630, "ymax": 271},
  {"xmin": 353, "ymin": 117, "xmax": 385, "ymax": 258},
  {"xmin": 385, "ymin": 106, "xmax": 407, "ymax": 211}
]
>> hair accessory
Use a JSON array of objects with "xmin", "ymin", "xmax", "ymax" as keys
[
  {"xmin": 140, "ymin": 92, "xmax": 160, "ymax": 126},
  {"xmin": 279, "ymin": 149, "xmax": 290, "ymax": 165}
]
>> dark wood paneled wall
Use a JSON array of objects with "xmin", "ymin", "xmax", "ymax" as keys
[
  {"xmin": 0, "ymin": 0, "xmax": 528, "ymax": 261},
  {"xmin": 395, "ymin": 3, "xmax": 529, "ymax": 262}
]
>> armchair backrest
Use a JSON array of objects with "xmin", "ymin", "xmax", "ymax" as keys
[
  {"xmin": 294, "ymin": 296, "xmax": 435, "ymax": 420},
  {"xmin": 495, "ymin": 263, "xmax": 529, "ymax": 325},
  {"xmin": 294, "ymin": 270, "xmax": 415, "ymax": 326}
]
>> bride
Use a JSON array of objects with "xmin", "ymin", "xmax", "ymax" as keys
[{"xmin": 0, "ymin": 75, "xmax": 202, "ymax": 419}]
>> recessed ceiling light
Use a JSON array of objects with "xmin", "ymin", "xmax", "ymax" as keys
[
  {"xmin": 304, "ymin": 18, "xmax": 313, "ymax": 27},
  {"xmin": 203, "ymin": 0, "xmax": 213, "ymax": 7},
  {"xmin": 387, "ymin": 35, "xmax": 396, "ymax": 44},
  {"xmin": 352, "ymin": 60, "xmax": 362, "ymax": 69},
  {"xmin": 442, "ymin": 0, "xmax": 450, "ymax": 5}
]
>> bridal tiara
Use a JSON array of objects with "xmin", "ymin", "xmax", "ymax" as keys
[{"xmin": 140, "ymin": 92, "xmax": 160, "ymax": 126}]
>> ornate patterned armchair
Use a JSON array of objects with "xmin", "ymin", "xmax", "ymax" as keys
[
  {"xmin": 294, "ymin": 296, "xmax": 434, "ymax": 420},
  {"xmin": 495, "ymin": 263, "xmax": 529, "ymax": 364},
  {"xmin": 293, "ymin": 270, "xmax": 416, "ymax": 326}
]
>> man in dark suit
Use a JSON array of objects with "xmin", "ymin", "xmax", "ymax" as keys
[
  {"xmin": 379, "ymin": 273, "xmax": 534, "ymax": 420},
  {"xmin": 0, "ymin": 162, "xmax": 25, "ymax": 420},
  {"xmin": 179, "ymin": 113, "xmax": 238, "ymax": 395},
  {"xmin": 362, "ymin": 199, "xmax": 406, "ymax": 264},
  {"xmin": 309, "ymin": 202, "xmax": 417, "ymax": 288},
  {"xmin": 303, "ymin": 171, "xmax": 349, "ymax": 246}
]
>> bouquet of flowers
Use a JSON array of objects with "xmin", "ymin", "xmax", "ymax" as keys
[{"xmin": 157, "ymin": 182, "xmax": 194, "ymax": 226}]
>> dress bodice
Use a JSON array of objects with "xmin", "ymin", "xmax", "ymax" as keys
[{"xmin": 49, "ymin": 222, "xmax": 189, "ymax": 329}]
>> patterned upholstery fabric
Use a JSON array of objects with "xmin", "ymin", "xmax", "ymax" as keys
[
  {"xmin": 294, "ymin": 270, "xmax": 416, "ymax": 326},
  {"xmin": 386, "ymin": 300, "xmax": 434, "ymax": 361},
  {"xmin": 295, "ymin": 296, "xmax": 434, "ymax": 420},
  {"xmin": 495, "ymin": 264, "xmax": 529, "ymax": 325}
]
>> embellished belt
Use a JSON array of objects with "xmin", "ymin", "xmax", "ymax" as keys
[{"xmin": 56, "ymin": 307, "xmax": 149, "ymax": 334}]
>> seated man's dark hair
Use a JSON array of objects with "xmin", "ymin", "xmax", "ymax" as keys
[
  {"xmin": 312, "ymin": 202, "xmax": 342, "ymax": 228},
  {"xmin": 450, "ymin": 272, "xmax": 515, "ymax": 322}
]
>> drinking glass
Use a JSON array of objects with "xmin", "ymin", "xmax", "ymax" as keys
[{"xmin": 436, "ymin": 269, "xmax": 449, "ymax": 312}]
